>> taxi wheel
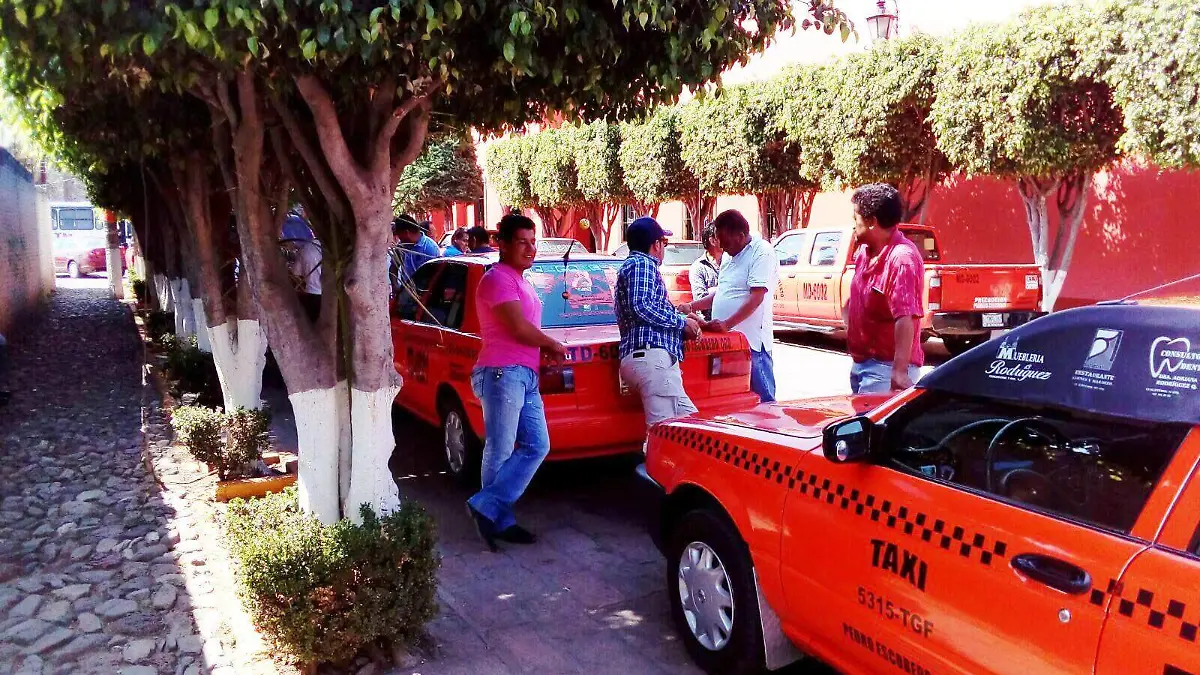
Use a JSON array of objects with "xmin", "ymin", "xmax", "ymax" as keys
[
  {"xmin": 667, "ymin": 509, "xmax": 765, "ymax": 675},
  {"xmin": 68, "ymin": 261, "xmax": 82, "ymax": 278},
  {"xmin": 441, "ymin": 401, "xmax": 481, "ymax": 486}
]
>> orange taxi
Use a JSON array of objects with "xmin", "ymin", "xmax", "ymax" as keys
[
  {"xmin": 640, "ymin": 299, "xmax": 1200, "ymax": 675},
  {"xmin": 391, "ymin": 252, "xmax": 759, "ymax": 481},
  {"xmin": 615, "ymin": 240, "xmax": 708, "ymax": 304}
]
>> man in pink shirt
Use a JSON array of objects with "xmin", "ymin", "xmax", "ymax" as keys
[
  {"xmin": 845, "ymin": 183, "xmax": 925, "ymax": 393},
  {"xmin": 465, "ymin": 214, "xmax": 567, "ymax": 552}
]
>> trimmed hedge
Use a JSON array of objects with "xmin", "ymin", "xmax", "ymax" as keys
[{"xmin": 223, "ymin": 489, "xmax": 439, "ymax": 668}]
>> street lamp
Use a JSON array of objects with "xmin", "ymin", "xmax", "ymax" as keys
[{"xmin": 866, "ymin": 0, "xmax": 899, "ymax": 41}]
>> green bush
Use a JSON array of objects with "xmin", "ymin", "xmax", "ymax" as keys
[
  {"xmin": 161, "ymin": 335, "xmax": 220, "ymax": 403},
  {"xmin": 224, "ymin": 489, "xmax": 440, "ymax": 668},
  {"xmin": 146, "ymin": 310, "xmax": 175, "ymax": 342},
  {"xmin": 170, "ymin": 405, "xmax": 224, "ymax": 472},
  {"xmin": 224, "ymin": 407, "xmax": 271, "ymax": 474}
]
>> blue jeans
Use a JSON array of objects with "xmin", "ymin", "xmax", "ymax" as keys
[
  {"xmin": 467, "ymin": 366, "xmax": 550, "ymax": 532},
  {"xmin": 850, "ymin": 359, "xmax": 922, "ymax": 394},
  {"xmin": 751, "ymin": 348, "xmax": 776, "ymax": 403}
]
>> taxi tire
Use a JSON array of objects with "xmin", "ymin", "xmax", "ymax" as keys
[
  {"xmin": 68, "ymin": 261, "xmax": 82, "ymax": 278},
  {"xmin": 440, "ymin": 399, "xmax": 481, "ymax": 487},
  {"xmin": 667, "ymin": 509, "xmax": 765, "ymax": 675}
]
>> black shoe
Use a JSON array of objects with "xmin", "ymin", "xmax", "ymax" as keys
[
  {"xmin": 465, "ymin": 503, "xmax": 499, "ymax": 553},
  {"xmin": 496, "ymin": 524, "xmax": 537, "ymax": 545}
]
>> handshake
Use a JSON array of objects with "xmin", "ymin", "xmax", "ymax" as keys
[{"xmin": 677, "ymin": 300, "xmax": 728, "ymax": 340}]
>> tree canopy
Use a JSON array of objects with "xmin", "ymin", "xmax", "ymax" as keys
[{"xmin": 393, "ymin": 132, "xmax": 483, "ymax": 216}]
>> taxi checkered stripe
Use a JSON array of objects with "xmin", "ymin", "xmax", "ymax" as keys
[
  {"xmin": 654, "ymin": 425, "xmax": 1009, "ymax": 568},
  {"xmin": 1090, "ymin": 579, "xmax": 1199, "ymax": 644}
]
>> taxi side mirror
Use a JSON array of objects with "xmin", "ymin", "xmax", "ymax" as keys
[{"xmin": 822, "ymin": 416, "xmax": 876, "ymax": 463}]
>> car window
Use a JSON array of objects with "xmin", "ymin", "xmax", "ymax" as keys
[
  {"xmin": 526, "ymin": 260, "xmax": 619, "ymax": 328},
  {"xmin": 53, "ymin": 207, "xmax": 97, "ymax": 231},
  {"xmin": 419, "ymin": 263, "xmax": 468, "ymax": 329},
  {"xmin": 775, "ymin": 233, "xmax": 811, "ymax": 265},
  {"xmin": 902, "ymin": 229, "xmax": 941, "ymax": 262},
  {"xmin": 663, "ymin": 243, "xmax": 705, "ymax": 266},
  {"xmin": 810, "ymin": 232, "xmax": 843, "ymax": 266},
  {"xmin": 885, "ymin": 392, "xmax": 1189, "ymax": 535},
  {"xmin": 394, "ymin": 264, "xmax": 441, "ymax": 322}
]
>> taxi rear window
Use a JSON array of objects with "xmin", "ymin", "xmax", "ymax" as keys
[
  {"xmin": 901, "ymin": 228, "xmax": 941, "ymax": 262},
  {"xmin": 525, "ymin": 261, "xmax": 619, "ymax": 328}
]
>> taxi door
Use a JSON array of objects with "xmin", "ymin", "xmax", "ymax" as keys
[
  {"xmin": 794, "ymin": 229, "xmax": 846, "ymax": 321},
  {"xmin": 392, "ymin": 262, "xmax": 445, "ymax": 422},
  {"xmin": 777, "ymin": 394, "xmax": 1166, "ymax": 675},
  {"xmin": 773, "ymin": 231, "xmax": 812, "ymax": 320},
  {"xmin": 1095, "ymin": 429, "xmax": 1200, "ymax": 675}
]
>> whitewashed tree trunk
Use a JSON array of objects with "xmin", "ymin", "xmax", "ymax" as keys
[
  {"xmin": 155, "ymin": 274, "xmax": 173, "ymax": 312},
  {"xmin": 208, "ymin": 319, "xmax": 267, "ymax": 411},
  {"xmin": 193, "ymin": 299, "xmax": 212, "ymax": 353},
  {"xmin": 290, "ymin": 386, "xmax": 343, "ymax": 525},
  {"xmin": 177, "ymin": 280, "xmax": 197, "ymax": 339},
  {"xmin": 335, "ymin": 380, "xmax": 353, "ymax": 514},
  {"xmin": 344, "ymin": 384, "xmax": 403, "ymax": 524},
  {"xmin": 106, "ymin": 248, "xmax": 124, "ymax": 299},
  {"xmin": 1017, "ymin": 175, "xmax": 1091, "ymax": 312}
]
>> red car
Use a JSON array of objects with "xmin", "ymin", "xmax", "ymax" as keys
[{"xmin": 53, "ymin": 240, "xmax": 126, "ymax": 277}]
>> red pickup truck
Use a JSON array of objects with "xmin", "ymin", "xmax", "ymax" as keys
[{"xmin": 772, "ymin": 224, "xmax": 1044, "ymax": 355}]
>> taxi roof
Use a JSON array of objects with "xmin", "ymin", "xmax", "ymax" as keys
[
  {"xmin": 918, "ymin": 303, "xmax": 1200, "ymax": 425},
  {"xmin": 447, "ymin": 251, "xmax": 619, "ymax": 266}
]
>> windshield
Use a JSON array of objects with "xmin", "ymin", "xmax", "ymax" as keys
[
  {"xmin": 902, "ymin": 229, "xmax": 941, "ymax": 262},
  {"xmin": 662, "ymin": 242, "xmax": 705, "ymax": 266},
  {"xmin": 537, "ymin": 239, "xmax": 580, "ymax": 257},
  {"xmin": 525, "ymin": 260, "xmax": 620, "ymax": 328}
]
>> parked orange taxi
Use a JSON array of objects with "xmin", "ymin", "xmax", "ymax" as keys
[
  {"xmin": 392, "ymin": 252, "xmax": 759, "ymax": 481},
  {"xmin": 640, "ymin": 299, "xmax": 1200, "ymax": 675}
]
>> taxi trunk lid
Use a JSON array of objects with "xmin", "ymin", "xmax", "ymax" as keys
[{"xmin": 540, "ymin": 325, "xmax": 754, "ymax": 409}]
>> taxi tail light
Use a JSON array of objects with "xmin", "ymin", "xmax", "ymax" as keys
[
  {"xmin": 928, "ymin": 273, "xmax": 942, "ymax": 312},
  {"xmin": 709, "ymin": 352, "xmax": 751, "ymax": 379},
  {"xmin": 674, "ymin": 269, "xmax": 691, "ymax": 291},
  {"xmin": 540, "ymin": 365, "xmax": 575, "ymax": 394}
]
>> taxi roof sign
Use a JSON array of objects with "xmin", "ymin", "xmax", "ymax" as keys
[{"xmin": 919, "ymin": 304, "xmax": 1200, "ymax": 425}]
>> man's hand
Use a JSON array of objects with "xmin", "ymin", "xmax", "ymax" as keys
[
  {"xmin": 677, "ymin": 301, "xmax": 692, "ymax": 315},
  {"xmin": 544, "ymin": 340, "xmax": 568, "ymax": 363},
  {"xmin": 890, "ymin": 367, "xmax": 914, "ymax": 391},
  {"xmin": 704, "ymin": 319, "xmax": 730, "ymax": 333},
  {"xmin": 683, "ymin": 316, "xmax": 702, "ymax": 340}
]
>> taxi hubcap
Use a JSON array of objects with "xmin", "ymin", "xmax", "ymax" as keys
[
  {"xmin": 678, "ymin": 541, "xmax": 734, "ymax": 651},
  {"xmin": 444, "ymin": 411, "xmax": 466, "ymax": 475}
]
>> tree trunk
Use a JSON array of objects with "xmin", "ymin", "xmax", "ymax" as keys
[
  {"xmin": 681, "ymin": 194, "xmax": 715, "ymax": 239},
  {"xmin": 105, "ymin": 216, "xmax": 124, "ymax": 299},
  {"xmin": 1016, "ymin": 175, "xmax": 1087, "ymax": 312}
]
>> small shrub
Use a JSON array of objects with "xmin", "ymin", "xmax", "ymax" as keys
[
  {"xmin": 224, "ymin": 407, "xmax": 271, "ymax": 475},
  {"xmin": 162, "ymin": 335, "xmax": 219, "ymax": 402},
  {"xmin": 224, "ymin": 488, "xmax": 440, "ymax": 669},
  {"xmin": 146, "ymin": 310, "xmax": 175, "ymax": 342},
  {"xmin": 170, "ymin": 405, "xmax": 224, "ymax": 472}
]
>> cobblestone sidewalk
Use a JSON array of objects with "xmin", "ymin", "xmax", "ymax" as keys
[{"xmin": 0, "ymin": 285, "xmax": 206, "ymax": 675}]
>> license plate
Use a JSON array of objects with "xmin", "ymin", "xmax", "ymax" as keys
[
  {"xmin": 982, "ymin": 313, "xmax": 1004, "ymax": 328},
  {"xmin": 1025, "ymin": 274, "xmax": 1040, "ymax": 290}
]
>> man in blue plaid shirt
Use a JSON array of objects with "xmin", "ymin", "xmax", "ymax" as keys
[{"xmin": 616, "ymin": 217, "xmax": 702, "ymax": 427}]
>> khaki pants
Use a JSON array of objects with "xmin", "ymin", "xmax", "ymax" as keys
[{"xmin": 620, "ymin": 348, "xmax": 698, "ymax": 427}]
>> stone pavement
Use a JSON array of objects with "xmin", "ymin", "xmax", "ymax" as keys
[{"xmin": 0, "ymin": 284, "xmax": 207, "ymax": 675}]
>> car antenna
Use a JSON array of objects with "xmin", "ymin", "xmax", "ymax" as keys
[{"xmin": 1099, "ymin": 272, "xmax": 1200, "ymax": 306}]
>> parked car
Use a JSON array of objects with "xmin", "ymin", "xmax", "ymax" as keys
[
  {"xmin": 614, "ymin": 240, "xmax": 707, "ymax": 304},
  {"xmin": 53, "ymin": 239, "xmax": 126, "ymax": 278},
  {"xmin": 772, "ymin": 224, "xmax": 1044, "ymax": 355},
  {"xmin": 391, "ymin": 252, "xmax": 759, "ymax": 482},
  {"xmin": 640, "ymin": 299, "xmax": 1200, "ymax": 675}
]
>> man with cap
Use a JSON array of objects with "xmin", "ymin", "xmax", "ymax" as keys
[{"xmin": 615, "ymin": 217, "xmax": 703, "ymax": 428}]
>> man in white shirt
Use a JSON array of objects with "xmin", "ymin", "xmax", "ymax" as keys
[{"xmin": 679, "ymin": 210, "xmax": 779, "ymax": 402}]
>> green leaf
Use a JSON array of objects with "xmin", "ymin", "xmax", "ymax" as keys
[
  {"xmin": 370, "ymin": 6, "xmax": 384, "ymax": 23},
  {"xmin": 638, "ymin": 11, "xmax": 649, "ymax": 28},
  {"xmin": 34, "ymin": 3, "xmax": 47, "ymax": 20},
  {"xmin": 448, "ymin": 0, "xmax": 462, "ymax": 21},
  {"xmin": 503, "ymin": 40, "xmax": 515, "ymax": 63},
  {"xmin": 840, "ymin": 22, "xmax": 851, "ymax": 42},
  {"xmin": 14, "ymin": 7, "xmax": 26, "ymax": 26},
  {"xmin": 302, "ymin": 40, "xmax": 317, "ymax": 60},
  {"xmin": 142, "ymin": 34, "xmax": 158, "ymax": 56},
  {"xmin": 247, "ymin": 36, "xmax": 260, "ymax": 56},
  {"xmin": 204, "ymin": 7, "xmax": 219, "ymax": 30}
]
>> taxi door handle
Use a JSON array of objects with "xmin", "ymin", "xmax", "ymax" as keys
[
  {"xmin": 787, "ymin": 273, "xmax": 796, "ymax": 279},
  {"xmin": 1011, "ymin": 553, "xmax": 1092, "ymax": 595},
  {"xmin": 823, "ymin": 274, "xmax": 833, "ymax": 280}
]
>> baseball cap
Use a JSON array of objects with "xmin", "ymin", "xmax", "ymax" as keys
[{"xmin": 626, "ymin": 216, "xmax": 673, "ymax": 252}]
